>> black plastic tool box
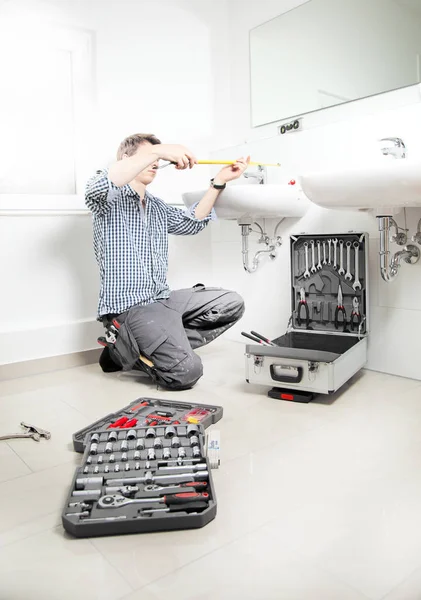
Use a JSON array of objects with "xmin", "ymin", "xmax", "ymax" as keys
[{"xmin": 63, "ymin": 423, "xmax": 216, "ymax": 538}]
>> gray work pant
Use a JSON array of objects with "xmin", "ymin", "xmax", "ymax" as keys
[{"xmin": 111, "ymin": 285, "xmax": 245, "ymax": 390}]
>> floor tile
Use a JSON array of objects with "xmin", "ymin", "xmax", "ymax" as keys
[
  {"xmin": 123, "ymin": 524, "xmax": 368, "ymax": 600},
  {"xmin": 0, "ymin": 462, "xmax": 76, "ymax": 534},
  {"xmin": 0, "ymin": 441, "xmax": 32, "ymax": 482},
  {"xmin": 383, "ymin": 565, "xmax": 421, "ymax": 600},
  {"xmin": 0, "ymin": 512, "xmax": 60, "ymax": 548},
  {"xmin": 0, "ymin": 528, "xmax": 132, "ymax": 600},
  {"xmin": 0, "ymin": 387, "xmax": 89, "ymax": 471}
]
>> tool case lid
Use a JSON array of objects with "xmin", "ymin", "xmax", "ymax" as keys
[
  {"xmin": 289, "ymin": 232, "xmax": 368, "ymax": 338},
  {"xmin": 72, "ymin": 397, "xmax": 223, "ymax": 454}
]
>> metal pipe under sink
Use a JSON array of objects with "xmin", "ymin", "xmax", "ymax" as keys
[
  {"xmin": 240, "ymin": 218, "xmax": 284, "ymax": 273},
  {"xmin": 377, "ymin": 216, "xmax": 420, "ymax": 282}
]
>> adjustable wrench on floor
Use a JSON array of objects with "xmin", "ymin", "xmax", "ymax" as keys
[
  {"xmin": 98, "ymin": 492, "xmax": 209, "ymax": 509},
  {"xmin": 0, "ymin": 422, "xmax": 51, "ymax": 442}
]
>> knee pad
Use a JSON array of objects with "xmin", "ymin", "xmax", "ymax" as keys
[
  {"xmin": 159, "ymin": 353, "xmax": 203, "ymax": 391},
  {"xmin": 224, "ymin": 291, "xmax": 245, "ymax": 320}
]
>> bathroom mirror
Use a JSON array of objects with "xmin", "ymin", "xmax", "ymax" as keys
[{"xmin": 250, "ymin": 0, "xmax": 421, "ymax": 127}]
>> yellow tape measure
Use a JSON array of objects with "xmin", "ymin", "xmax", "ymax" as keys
[{"xmin": 197, "ymin": 160, "xmax": 281, "ymax": 167}]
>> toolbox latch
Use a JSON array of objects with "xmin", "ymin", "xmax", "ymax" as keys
[{"xmin": 308, "ymin": 361, "xmax": 319, "ymax": 373}]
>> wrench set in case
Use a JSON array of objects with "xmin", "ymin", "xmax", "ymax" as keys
[
  {"xmin": 245, "ymin": 232, "xmax": 369, "ymax": 395},
  {"xmin": 63, "ymin": 422, "xmax": 216, "ymax": 537}
]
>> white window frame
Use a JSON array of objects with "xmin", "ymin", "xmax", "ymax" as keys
[{"xmin": 0, "ymin": 20, "xmax": 95, "ymax": 212}]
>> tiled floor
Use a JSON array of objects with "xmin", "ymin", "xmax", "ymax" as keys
[{"xmin": 1, "ymin": 340, "xmax": 421, "ymax": 600}]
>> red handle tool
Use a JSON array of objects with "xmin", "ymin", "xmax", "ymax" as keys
[
  {"xmin": 120, "ymin": 418, "xmax": 138, "ymax": 429},
  {"xmin": 163, "ymin": 492, "xmax": 209, "ymax": 505},
  {"xmin": 108, "ymin": 417, "xmax": 129, "ymax": 429}
]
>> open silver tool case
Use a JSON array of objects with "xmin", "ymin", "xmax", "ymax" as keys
[
  {"xmin": 62, "ymin": 424, "xmax": 216, "ymax": 538},
  {"xmin": 245, "ymin": 233, "xmax": 369, "ymax": 394}
]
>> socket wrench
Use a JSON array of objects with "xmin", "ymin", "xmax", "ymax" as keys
[{"xmin": 98, "ymin": 491, "xmax": 209, "ymax": 509}]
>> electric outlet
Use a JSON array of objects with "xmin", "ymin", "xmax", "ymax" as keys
[{"xmin": 278, "ymin": 118, "xmax": 302, "ymax": 135}]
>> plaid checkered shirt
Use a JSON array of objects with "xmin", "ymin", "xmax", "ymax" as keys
[{"xmin": 85, "ymin": 169, "xmax": 215, "ymax": 319}]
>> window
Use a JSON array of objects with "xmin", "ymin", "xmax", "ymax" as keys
[{"xmin": 0, "ymin": 19, "xmax": 94, "ymax": 209}]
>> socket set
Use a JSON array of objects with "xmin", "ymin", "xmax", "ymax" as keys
[
  {"xmin": 72, "ymin": 397, "xmax": 223, "ymax": 453},
  {"xmin": 63, "ymin": 423, "xmax": 216, "ymax": 537}
]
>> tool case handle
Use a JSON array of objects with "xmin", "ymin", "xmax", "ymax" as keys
[{"xmin": 270, "ymin": 364, "xmax": 303, "ymax": 384}]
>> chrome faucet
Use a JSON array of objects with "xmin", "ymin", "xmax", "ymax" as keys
[
  {"xmin": 379, "ymin": 137, "xmax": 406, "ymax": 159},
  {"xmin": 243, "ymin": 164, "xmax": 266, "ymax": 185}
]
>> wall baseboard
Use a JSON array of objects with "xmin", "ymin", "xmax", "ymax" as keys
[
  {"xmin": 0, "ymin": 319, "xmax": 103, "ymax": 365},
  {"xmin": 0, "ymin": 348, "xmax": 102, "ymax": 382}
]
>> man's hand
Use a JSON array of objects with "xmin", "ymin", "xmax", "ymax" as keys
[
  {"xmin": 152, "ymin": 144, "xmax": 197, "ymax": 170},
  {"xmin": 213, "ymin": 156, "xmax": 250, "ymax": 184}
]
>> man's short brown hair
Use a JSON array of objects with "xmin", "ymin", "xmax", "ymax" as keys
[{"xmin": 116, "ymin": 133, "xmax": 161, "ymax": 160}]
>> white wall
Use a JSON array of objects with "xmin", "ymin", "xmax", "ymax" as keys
[
  {"xmin": 0, "ymin": 0, "xmax": 223, "ymax": 365},
  {"xmin": 207, "ymin": 0, "xmax": 421, "ymax": 381}
]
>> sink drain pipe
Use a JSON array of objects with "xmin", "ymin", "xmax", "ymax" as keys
[
  {"xmin": 377, "ymin": 216, "xmax": 420, "ymax": 282},
  {"xmin": 239, "ymin": 218, "xmax": 284, "ymax": 273}
]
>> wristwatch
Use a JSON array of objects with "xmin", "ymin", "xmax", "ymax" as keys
[{"xmin": 210, "ymin": 178, "xmax": 226, "ymax": 190}]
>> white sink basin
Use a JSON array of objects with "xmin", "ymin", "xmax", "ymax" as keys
[
  {"xmin": 300, "ymin": 160, "xmax": 421, "ymax": 213},
  {"xmin": 182, "ymin": 184, "xmax": 310, "ymax": 220}
]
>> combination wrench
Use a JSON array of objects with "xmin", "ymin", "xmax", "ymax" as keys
[
  {"xmin": 332, "ymin": 238, "xmax": 338, "ymax": 270},
  {"xmin": 322, "ymin": 241, "xmax": 327, "ymax": 265},
  {"xmin": 316, "ymin": 241, "xmax": 322, "ymax": 270},
  {"xmin": 345, "ymin": 241, "xmax": 353, "ymax": 280},
  {"xmin": 328, "ymin": 239, "xmax": 332, "ymax": 265},
  {"xmin": 303, "ymin": 242, "xmax": 310, "ymax": 278},
  {"xmin": 310, "ymin": 240, "xmax": 317, "ymax": 273},
  {"xmin": 338, "ymin": 240, "xmax": 345, "ymax": 275},
  {"xmin": 353, "ymin": 242, "xmax": 362, "ymax": 291}
]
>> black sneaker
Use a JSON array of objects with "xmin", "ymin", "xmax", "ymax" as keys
[{"xmin": 99, "ymin": 346, "xmax": 122, "ymax": 373}]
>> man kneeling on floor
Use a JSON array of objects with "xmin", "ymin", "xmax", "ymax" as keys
[{"xmin": 85, "ymin": 133, "xmax": 247, "ymax": 390}]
